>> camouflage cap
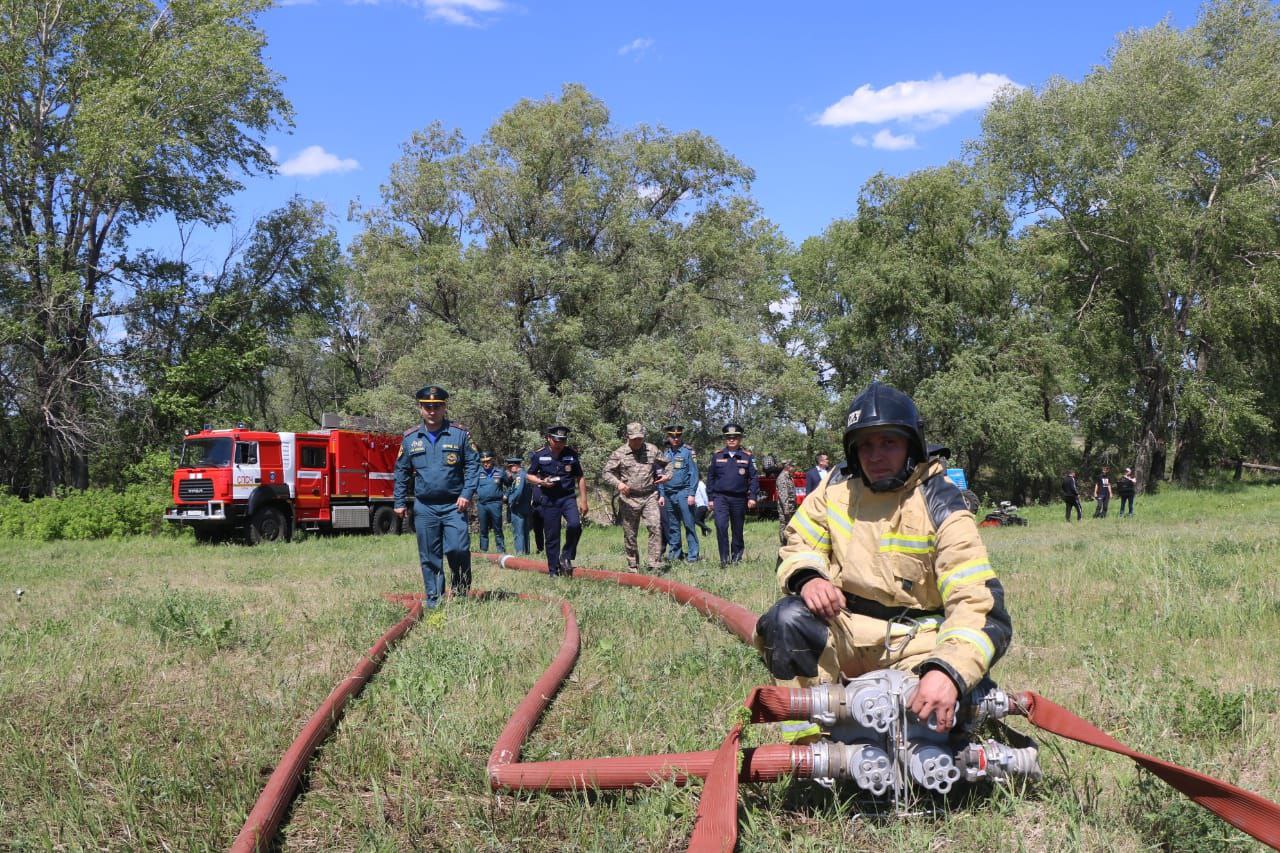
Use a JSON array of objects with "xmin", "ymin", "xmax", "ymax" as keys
[{"xmin": 626, "ymin": 422, "xmax": 645, "ymax": 438}]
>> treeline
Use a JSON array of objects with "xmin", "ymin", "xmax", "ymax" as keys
[{"xmin": 2, "ymin": 0, "xmax": 1278, "ymax": 504}]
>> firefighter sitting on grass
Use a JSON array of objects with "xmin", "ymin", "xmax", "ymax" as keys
[{"xmin": 755, "ymin": 382, "xmax": 1013, "ymax": 739}]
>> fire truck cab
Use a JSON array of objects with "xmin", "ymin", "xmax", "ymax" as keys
[{"xmin": 165, "ymin": 424, "xmax": 403, "ymax": 543}]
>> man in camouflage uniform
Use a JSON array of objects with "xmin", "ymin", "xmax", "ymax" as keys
[
  {"xmin": 775, "ymin": 459, "xmax": 797, "ymax": 545},
  {"xmin": 602, "ymin": 422, "xmax": 671, "ymax": 573}
]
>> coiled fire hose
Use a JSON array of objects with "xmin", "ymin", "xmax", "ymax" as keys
[{"xmin": 232, "ymin": 554, "xmax": 1280, "ymax": 851}]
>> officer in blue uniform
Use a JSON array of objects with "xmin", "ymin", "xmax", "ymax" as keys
[
  {"xmin": 475, "ymin": 451, "xmax": 510, "ymax": 552},
  {"xmin": 505, "ymin": 455, "xmax": 533, "ymax": 554},
  {"xmin": 706, "ymin": 422, "xmax": 759, "ymax": 567},
  {"xmin": 525, "ymin": 425, "xmax": 588, "ymax": 576},
  {"xmin": 659, "ymin": 424, "xmax": 700, "ymax": 562},
  {"xmin": 393, "ymin": 386, "xmax": 480, "ymax": 606}
]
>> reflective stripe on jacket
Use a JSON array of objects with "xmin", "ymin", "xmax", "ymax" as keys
[{"xmin": 777, "ymin": 457, "xmax": 1012, "ymax": 692}]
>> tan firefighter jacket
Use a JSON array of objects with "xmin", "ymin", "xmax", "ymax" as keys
[{"xmin": 778, "ymin": 457, "xmax": 1012, "ymax": 693}]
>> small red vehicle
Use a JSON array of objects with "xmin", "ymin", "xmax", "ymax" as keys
[
  {"xmin": 755, "ymin": 467, "xmax": 809, "ymax": 517},
  {"xmin": 165, "ymin": 422, "xmax": 403, "ymax": 543}
]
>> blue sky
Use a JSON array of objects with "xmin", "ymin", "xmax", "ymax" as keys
[{"xmin": 167, "ymin": 0, "xmax": 1208, "ymax": 257}]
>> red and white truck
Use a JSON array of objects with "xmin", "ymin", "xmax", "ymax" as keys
[{"xmin": 164, "ymin": 423, "xmax": 404, "ymax": 543}]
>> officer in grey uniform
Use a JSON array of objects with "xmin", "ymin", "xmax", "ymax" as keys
[
  {"xmin": 394, "ymin": 386, "xmax": 480, "ymax": 606},
  {"xmin": 475, "ymin": 451, "xmax": 509, "ymax": 552},
  {"xmin": 659, "ymin": 424, "xmax": 700, "ymax": 562},
  {"xmin": 506, "ymin": 456, "xmax": 534, "ymax": 554}
]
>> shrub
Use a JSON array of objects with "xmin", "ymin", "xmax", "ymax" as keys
[{"xmin": 0, "ymin": 486, "xmax": 172, "ymax": 540}]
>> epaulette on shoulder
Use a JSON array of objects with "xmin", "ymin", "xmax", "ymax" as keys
[
  {"xmin": 403, "ymin": 424, "xmax": 419, "ymax": 436},
  {"xmin": 743, "ymin": 449, "xmax": 754, "ymax": 456},
  {"xmin": 922, "ymin": 472, "xmax": 969, "ymax": 530}
]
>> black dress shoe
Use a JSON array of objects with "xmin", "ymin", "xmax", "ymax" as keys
[{"xmin": 561, "ymin": 558, "xmax": 574, "ymax": 577}]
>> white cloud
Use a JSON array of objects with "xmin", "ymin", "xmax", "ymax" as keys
[
  {"xmin": 618, "ymin": 37, "xmax": 654, "ymax": 57},
  {"xmin": 871, "ymin": 128, "xmax": 918, "ymax": 151},
  {"xmin": 278, "ymin": 145, "xmax": 360, "ymax": 177},
  {"xmin": 817, "ymin": 72, "xmax": 1020, "ymax": 127},
  {"xmin": 420, "ymin": 0, "xmax": 505, "ymax": 25},
  {"xmin": 851, "ymin": 134, "xmax": 869, "ymax": 147}
]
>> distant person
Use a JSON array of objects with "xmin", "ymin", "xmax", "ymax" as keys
[
  {"xmin": 659, "ymin": 425, "xmax": 701, "ymax": 562},
  {"xmin": 706, "ymin": 423, "xmax": 759, "ymax": 566},
  {"xmin": 393, "ymin": 385, "xmax": 480, "ymax": 607},
  {"xmin": 1093, "ymin": 466, "xmax": 1113, "ymax": 518},
  {"xmin": 693, "ymin": 477, "xmax": 710, "ymax": 536},
  {"xmin": 602, "ymin": 422, "xmax": 670, "ymax": 573},
  {"xmin": 775, "ymin": 459, "xmax": 797, "ymax": 545},
  {"xmin": 1116, "ymin": 467, "xmax": 1137, "ymax": 517},
  {"xmin": 505, "ymin": 456, "xmax": 533, "ymax": 554},
  {"xmin": 1061, "ymin": 469, "xmax": 1082, "ymax": 522},
  {"xmin": 475, "ymin": 451, "xmax": 509, "ymax": 552},
  {"xmin": 805, "ymin": 452, "xmax": 830, "ymax": 495},
  {"xmin": 526, "ymin": 425, "xmax": 588, "ymax": 576}
]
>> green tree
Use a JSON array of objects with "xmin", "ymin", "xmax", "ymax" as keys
[
  {"xmin": 0, "ymin": 0, "xmax": 289, "ymax": 493},
  {"xmin": 349, "ymin": 85, "xmax": 802, "ymax": 472},
  {"xmin": 792, "ymin": 164, "xmax": 1072, "ymax": 498},
  {"xmin": 120, "ymin": 199, "xmax": 342, "ymax": 447},
  {"xmin": 981, "ymin": 0, "xmax": 1280, "ymax": 488}
]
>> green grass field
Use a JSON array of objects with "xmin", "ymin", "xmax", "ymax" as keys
[{"xmin": 2, "ymin": 483, "xmax": 1278, "ymax": 851}]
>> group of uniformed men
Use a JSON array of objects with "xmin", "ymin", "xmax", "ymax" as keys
[
  {"xmin": 394, "ymin": 380, "xmax": 1014, "ymax": 735},
  {"xmin": 393, "ymin": 384, "xmax": 764, "ymax": 607}
]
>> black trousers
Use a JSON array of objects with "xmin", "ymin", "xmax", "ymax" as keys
[
  {"xmin": 1119, "ymin": 495, "xmax": 1134, "ymax": 515},
  {"xmin": 712, "ymin": 493, "xmax": 747, "ymax": 564},
  {"xmin": 541, "ymin": 494, "xmax": 581, "ymax": 575},
  {"xmin": 1064, "ymin": 496, "xmax": 1082, "ymax": 521}
]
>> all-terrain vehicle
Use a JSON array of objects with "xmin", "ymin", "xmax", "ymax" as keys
[{"xmin": 980, "ymin": 501, "xmax": 1028, "ymax": 528}]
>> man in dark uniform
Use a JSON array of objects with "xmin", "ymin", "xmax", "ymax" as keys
[
  {"xmin": 475, "ymin": 451, "xmax": 509, "ymax": 552},
  {"xmin": 505, "ymin": 455, "xmax": 534, "ymax": 554},
  {"xmin": 1093, "ymin": 466, "xmax": 1113, "ymax": 518},
  {"xmin": 393, "ymin": 385, "xmax": 480, "ymax": 607},
  {"xmin": 1061, "ymin": 469, "xmax": 1082, "ymax": 522},
  {"xmin": 659, "ymin": 424, "xmax": 701, "ymax": 562},
  {"xmin": 706, "ymin": 422, "xmax": 759, "ymax": 567},
  {"xmin": 526, "ymin": 425, "xmax": 589, "ymax": 576}
]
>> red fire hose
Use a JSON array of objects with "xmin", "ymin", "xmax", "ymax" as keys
[
  {"xmin": 230, "ymin": 593, "xmax": 422, "ymax": 853},
  {"xmin": 483, "ymin": 553, "xmax": 1280, "ymax": 851},
  {"xmin": 233, "ymin": 555, "xmax": 1280, "ymax": 852}
]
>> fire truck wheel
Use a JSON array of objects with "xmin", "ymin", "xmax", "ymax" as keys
[
  {"xmin": 249, "ymin": 505, "xmax": 289, "ymax": 544},
  {"xmin": 371, "ymin": 506, "xmax": 396, "ymax": 535}
]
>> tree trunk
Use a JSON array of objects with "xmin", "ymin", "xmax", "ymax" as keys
[
  {"xmin": 1171, "ymin": 411, "xmax": 1201, "ymax": 486},
  {"xmin": 1131, "ymin": 363, "xmax": 1169, "ymax": 496}
]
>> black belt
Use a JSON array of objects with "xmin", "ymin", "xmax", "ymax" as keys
[{"xmin": 844, "ymin": 593, "xmax": 941, "ymax": 622}]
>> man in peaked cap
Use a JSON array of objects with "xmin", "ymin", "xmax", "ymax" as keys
[
  {"xmin": 475, "ymin": 450, "xmax": 510, "ymax": 552},
  {"xmin": 505, "ymin": 455, "xmax": 534, "ymax": 554},
  {"xmin": 602, "ymin": 422, "xmax": 671, "ymax": 573},
  {"xmin": 394, "ymin": 385, "xmax": 480, "ymax": 607},
  {"xmin": 705, "ymin": 422, "xmax": 759, "ymax": 566},
  {"xmin": 526, "ymin": 425, "xmax": 589, "ymax": 577},
  {"xmin": 659, "ymin": 424, "xmax": 700, "ymax": 562}
]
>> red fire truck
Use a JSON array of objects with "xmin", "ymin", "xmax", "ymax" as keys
[{"xmin": 164, "ymin": 422, "xmax": 403, "ymax": 543}]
